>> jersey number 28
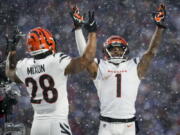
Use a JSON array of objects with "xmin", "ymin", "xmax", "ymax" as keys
[{"xmin": 25, "ymin": 74, "xmax": 58, "ymax": 104}]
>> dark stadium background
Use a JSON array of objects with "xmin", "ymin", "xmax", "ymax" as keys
[{"xmin": 0, "ymin": 0, "xmax": 179, "ymax": 135}]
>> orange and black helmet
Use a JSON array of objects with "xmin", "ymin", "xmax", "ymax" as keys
[
  {"xmin": 103, "ymin": 35, "xmax": 129, "ymax": 60},
  {"xmin": 26, "ymin": 27, "xmax": 56, "ymax": 56}
]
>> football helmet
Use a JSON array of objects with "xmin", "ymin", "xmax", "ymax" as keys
[
  {"xmin": 103, "ymin": 35, "xmax": 129, "ymax": 64},
  {"xmin": 26, "ymin": 27, "xmax": 56, "ymax": 56}
]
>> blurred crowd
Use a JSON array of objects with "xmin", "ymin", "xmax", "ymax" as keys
[{"xmin": 0, "ymin": 0, "xmax": 179, "ymax": 135}]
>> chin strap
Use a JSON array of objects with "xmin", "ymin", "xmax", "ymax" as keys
[
  {"xmin": 108, "ymin": 57, "xmax": 127, "ymax": 64},
  {"xmin": 106, "ymin": 47, "xmax": 128, "ymax": 64}
]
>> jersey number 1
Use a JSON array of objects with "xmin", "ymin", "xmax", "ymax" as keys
[
  {"xmin": 25, "ymin": 74, "xmax": 58, "ymax": 104},
  {"xmin": 115, "ymin": 74, "xmax": 121, "ymax": 97}
]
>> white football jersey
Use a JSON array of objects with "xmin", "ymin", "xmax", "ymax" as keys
[
  {"xmin": 93, "ymin": 58, "xmax": 140, "ymax": 119},
  {"xmin": 16, "ymin": 52, "xmax": 71, "ymax": 120}
]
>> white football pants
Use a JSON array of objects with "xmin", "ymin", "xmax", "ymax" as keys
[
  {"xmin": 98, "ymin": 121, "xmax": 135, "ymax": 135},
  {"xmin": 31, "ymin": 118, "xmax": 72, "ymax": 135}
]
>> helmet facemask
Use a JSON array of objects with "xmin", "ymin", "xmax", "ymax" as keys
[{"xmin": 103, "ymin": 36, "xmax": 129, "ymax": 64}]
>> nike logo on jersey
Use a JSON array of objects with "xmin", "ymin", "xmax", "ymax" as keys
[
  {"xmin": 27, "ymin": 64, "xmax": 45, "ymax": 75},
  {"xmin": 127, "ymin": 124, "xmax": 133, "ymax": 128}
]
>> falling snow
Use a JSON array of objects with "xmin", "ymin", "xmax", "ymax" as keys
[{"xmin": 0, "ymin": 0, "xmax": 180, "ymax": 135}]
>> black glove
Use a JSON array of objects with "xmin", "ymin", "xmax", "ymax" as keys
[
  {"xmin": 152, "ymin": 4, "xmax": 166, "ymax": 29},
  {"xmin": 84, "ymin": 11, "xmax": 97, "ymax": 33},
  {"xmin": 69, "ymin": 6, "xmax": 85, "ymax": 31},
  {"xmin": 5, "ymin": 27, "xmax": 22, "ymax": 51}
]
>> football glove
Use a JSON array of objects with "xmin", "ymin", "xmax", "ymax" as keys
[
  {"xmin": 69, "ymin": 6, "xmax": 85, "ymax": 31},
  {"xmin": 5, "ymin": 27, "xmax": 22, "ymax": 51},
  {"xmin": 84, "ymin": 11, "xmax": 97, "ymax": 33},
  {"xmin": 152, "ymin": 4, "xmax": 166, "ymax": 29}
]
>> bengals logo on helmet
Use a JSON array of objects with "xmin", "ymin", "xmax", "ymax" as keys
[{"xmin": 26, "ymin": 27, "xmax": 56, "ymax": 56}]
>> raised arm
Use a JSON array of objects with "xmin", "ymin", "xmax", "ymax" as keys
[
  {"xmin": 69, "ymin": 6, "xmax": 87, "ymax": 56},
  {"xmin": 6, "ymin": 51, "xmax": 21, "ymax": 83},
  {"xmin": 65, "ymin": 11, "xmax": 97, "ymax": 75},
  {"xmin": 69, "ymin": 7, "xmax": 99, "ymax": 78},
  {"xmin": 137, "ymin": 4, "xmax": 166, "ymax": 79},
  {"xmin": 5, "ymin": 28, "xmax": 22, "ymax": 83}
]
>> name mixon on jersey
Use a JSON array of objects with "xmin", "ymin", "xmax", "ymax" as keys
[{"xmin": 27, "ymin": 64, "xmax": 45, "ymax": 75}]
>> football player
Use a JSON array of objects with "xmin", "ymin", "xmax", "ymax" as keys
[
  {"xmin": 5, "ymin": 12, "xmax": 97, "ymax": 135},
  {"xmin": 70, "ymin": 4, "xmax": 166, "ymax": 135}
]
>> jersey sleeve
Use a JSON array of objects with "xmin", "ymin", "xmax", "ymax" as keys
[
  {"xmin": 130, "ymin": 57, "xmax": 141, "ymax": 80},
  {"xmin": 58, "ymin": 52, "xmax": 72, "ymax": 70},
  {"xmin": 128, "ymin": 57, "xmax": 141, "ymax": 70},
  {"xmin": 15, "ymin": 59, "xmax": 25, "ymax": 82},
  {"xmin": 75, "ymin": 29, "xmax": 87, "ymax": 56},
  {"xmin": 94, "ymin": 59, "xmax": 111, "ymax": 81},
  {"xmin": 133, "ymin": 57, "xmax": 140, "ymax": 65}
]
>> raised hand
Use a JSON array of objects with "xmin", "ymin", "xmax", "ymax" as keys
[
  {"xmin": 69, "ymin": 5, "xmax": 85, "ymax": 31},
  {"xmin": 152, "ymin": 4, "xmax": 166, "ymax": 29},
  {"xmin": 5, "ymin": 26, "xmax": 23, "ymax": 52},
  {"xmin": 84, "ymin": 11, "xmax": 97, "ymax": 33}
]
